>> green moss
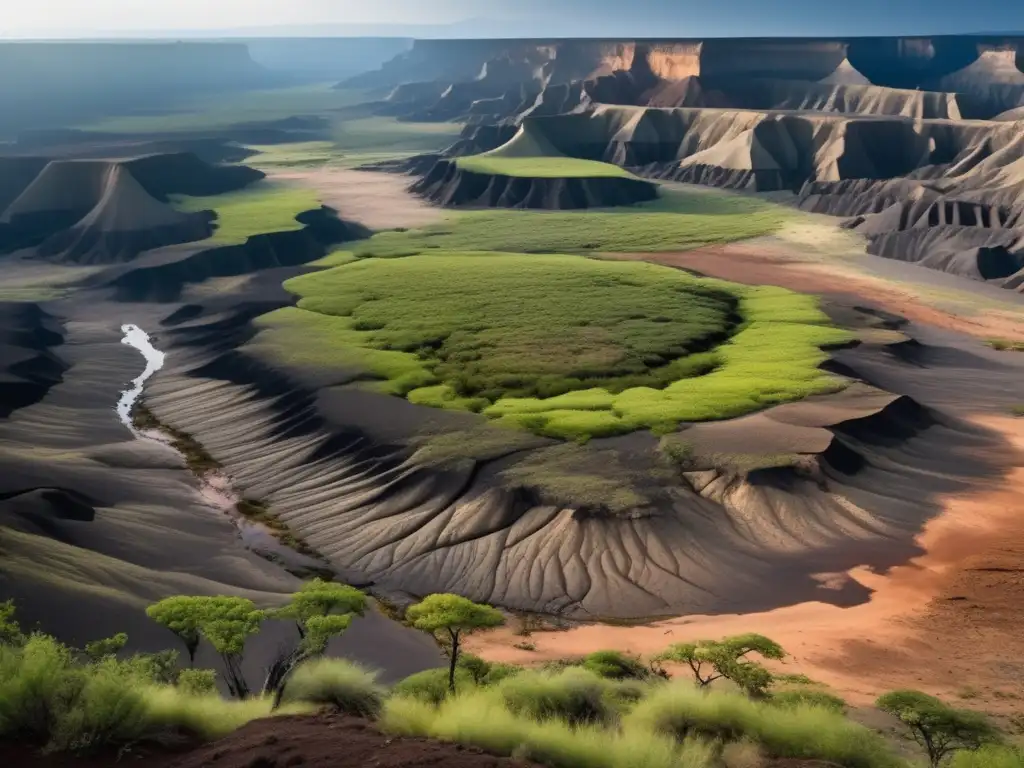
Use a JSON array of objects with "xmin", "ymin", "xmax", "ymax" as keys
[
  {"xmin": 170, "ymin": 181, "xmax": 321, "ymax": 246},
  {"xmin": 455, "ymin": 155, "xmax": 635, "ymax": 179}
]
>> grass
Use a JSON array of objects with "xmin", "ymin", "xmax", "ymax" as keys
[
  {"xmin": 79, "ymin": 83, "xmax": 367, "ymax": 133},
  {"xmin": 1011, "ymin": 405, "xmax": 1024, "ymax": 418},
  {"xmin": 381, "ymin": 674, "xmax": 905, "ymax": 768},
  {"xmin": 255, "ymin": 250, "xmax": 849, "ymax": 441},
  {"xmin": 626, "ymin": 682, "xmax": 901, "ymax": 768},
  {"xmin": 169, "ymin": 180, "xmax": 321, "ymax": 246},
  {"xmin": 349, "ymin": 186, "xmax": 789, "ymax": 255},
  {"xmin": 332, "ymin": 116, "xmax": 462, "ymax": 157},
  {"xmin": 456, "ymin": 155, "xmax": 635, "ymax": 179},
  {"xmin": 281, "ymin": 659, "xmax": 386, "ymax": 718},
  {"xmin": 383, "ymin": 688, "xmax": 717, "ymax": 768},
  {"xmin": 246, "ymin": 141, "xmax": 343, "ymax": 168},
  {"xmin": 659, "ymin": 437, "xmax": 804, "ymax": 474}
]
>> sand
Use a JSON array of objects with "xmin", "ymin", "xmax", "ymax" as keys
[
  {"xmin": 264, "ymin": 167, "xmax": 444, "ymax": 230},
  {"xmin": 606, "ymin": 229, "xmax": 1024, "ymax": 343},
  {"xmin": 468, "ymin": 416, "xmax": 1024, "ymax": 707}
]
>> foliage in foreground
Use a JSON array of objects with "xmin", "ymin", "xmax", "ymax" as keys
[
  {"xmin": 281, "ymin": 658, "xmax": 385, "ymax": 718},
  {"xmin": 382, "ymin": 675, "xmax": 905, "ymax": 768},
  {"xmin": 0, "ymin": 628, "xmax": 302, "ymax": 755}
]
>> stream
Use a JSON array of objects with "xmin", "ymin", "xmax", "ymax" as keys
[
  {"xmin": 117, "ymin": 323, "xmax": 329, "ymax": 577},
  {"xmin": 117, "ymin": 324, "xmax": 165, "ymax": 430}
]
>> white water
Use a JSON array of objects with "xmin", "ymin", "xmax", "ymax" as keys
[{"xmin": 116, "ymin": 324, "xmax": 165, "ymax": 430}]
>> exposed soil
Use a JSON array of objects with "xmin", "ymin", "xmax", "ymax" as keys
[
  {"xmin": 265, "ymin": 168, "xmax": 445, "ymax": 230},
  {"xmin": 168, "ymin": 715, "xmax": 535, "ymax": 768},
  {"xmin": 2, "ymin": 719, "xmax": 849, "ymax": 767},
  {"xmin": 607, "ymin": 247, "xmax": 1024, "ymax": 342}
]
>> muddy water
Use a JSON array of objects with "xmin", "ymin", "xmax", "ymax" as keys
[{"xmin": 117, "ymin": 323, "xmax": 326, "ymax": 575}]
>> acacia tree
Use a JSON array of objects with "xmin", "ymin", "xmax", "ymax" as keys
[
  {"xmin": 146, "ymin": 596, "xmax": 210, "ymax": 666},
  {"xmin": 262, "ymin": 580, "xmax": 368, "ymax": 706},
  {"xmin": 877, "ymin": 690, "xmax": 1000, "ymax": 767},
  {"xmin": 198, "ymin": 598, "xmax": 266, "ymax": 700},
  {"xmin": 655, "ymin": 633, "xmax": 785, "ymax": 697},
  {"xmin": 406, "ymin": 594, "xmax": 504, "ymax": 693}
]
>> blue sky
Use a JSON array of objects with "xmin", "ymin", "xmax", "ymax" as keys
[{"xmin": 4, "ymin": 0, "xmax": 1023, "ymax": 38}]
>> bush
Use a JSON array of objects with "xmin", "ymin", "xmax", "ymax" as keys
[
  {"xmin": 950, "ymin": 745, "xmax": 1024, "ymax": 768},
  {"xmin": 392, "ymin": 667, "xmax": 476, "ymax": 705},
  {"xmin": 49, "ymin": 661, "xmax": 150, "ymax": 754},
  {"xmin": 0, "ymin": 634, "xmax": 84, "ymax": 746},
  {"xmin": 627, "ymin": 682, "xmax": 901, "ymax": 768},
  {"xmin": 0, "ymin": 628, "xmax": 305, "ymax": 755},
  {"xmin": 771, "ymin": 688, "xmax": 847, "ymax": 713},
  {"xmin": 176, "ymin": 668, "xmax": 218, "ymax": 696},
  {"xmin": 582, "ymin": 650, "xmax": 651, "ymax": 680},
  {"xmin": 500, "ymin": 668, "xmax": 615, "ymax": 726},
  {"xmin": 457, "ymin": 653, "xmax": 521, "ymax": 686},
  {"xmin": 281, "ymin": 658, "xmax": 385, "ymax": 718}
]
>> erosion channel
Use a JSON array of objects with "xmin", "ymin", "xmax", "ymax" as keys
[{"xmin": 118, "ymin": 323, "xmax": 330, "ymax": 579}]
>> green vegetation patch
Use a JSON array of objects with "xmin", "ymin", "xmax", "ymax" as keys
[
  {"xmin": 352, "ymin": 187, "xmax": 787, "ymax": 255},
  {"xmin": 284, "ymin": 252, "xmax": 735, "ymax": 401},
  {"xmin": 79, "ymin": 83, "xmax": 367, "ymax": 133},
  {"xmin": 255, "ymin": 251, "xmax": 849, "ymax": 440},
  {"xmin": 456, "ymin": 155, "xmax": 634, "ymax": 179},
  {"xmin": 170, "ymin": 181, "xmax": 321, "ymax": 246}
]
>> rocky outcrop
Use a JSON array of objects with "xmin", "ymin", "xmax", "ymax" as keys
[
  {"xmin": 0, "ymin": 154, "xmax": 263, "ymax": 262},
  {"xmin": 409, "ymin": 159, "xmax": 659, "ymax": 209},
  {"xmin": 349, "ymin": 36, "xmax": 1024, "ymax": 122}
]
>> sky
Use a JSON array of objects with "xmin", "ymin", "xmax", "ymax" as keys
[{"xmin": 3, "ymin": 0, "xmax": 1024, "ymax": 39}]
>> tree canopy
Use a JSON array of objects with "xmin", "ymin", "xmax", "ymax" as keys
[
  {"xmin": 877, "ymin": 690, "xmax": 999, "ymax": 767},
  {"xmin": 655, "ymin": 633, "xmax": 785, "ymax": 696},
  {"xmin": 406, "ymin": 594, "xmax": 504, "ymax": 692}
]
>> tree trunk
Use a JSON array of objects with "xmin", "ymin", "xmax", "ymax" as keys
[{"xmin": 448, "ymin": 630, "xmax": 460, "ymax": 693}]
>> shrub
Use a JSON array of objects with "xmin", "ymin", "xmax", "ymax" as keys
[
  {"xmin": 582, "ymin": 650, "xmax": 651, "ymax": 680},
  {"xmin": 281, "ymin": 658, "xmax": 385, "ymax": 718},
  {"xmin": 392, "ymin": 667, "xmax": 477, "ymax": 704},
  {"xmin": 48, "ymin": 661, "xmax": 150, "ymax": 754},
  {"xmin": 457, "ymin": 653, "xmax": 521, "ymax": 686},
  {"xmin": 771, "ymin": 688, "xmax": 847, "ymax": 713},
  {"xmin": 0, "ymin": 633, "xmax": 82, "ymax": 746},
  {"xmin": 176, "ymin": 668, "xmax": 218, "ymax": 696},
  {"xmin": 500, "ymin": 668, "xmax": 615, "ymax": 725},
  {"xmin": 628, "ymin": 682, "xmax": 901, "ymax": 768}
]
